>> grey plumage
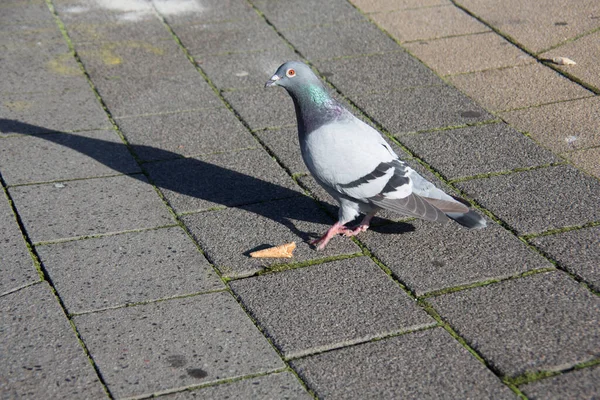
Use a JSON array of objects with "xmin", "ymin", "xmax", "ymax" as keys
[{"xmin": 266, "ymin": 61, "xmax": 486, "ymax": 249}]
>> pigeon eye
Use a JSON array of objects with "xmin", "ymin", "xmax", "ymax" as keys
[{"xmin": 286, "ymin": 68, "xmax": 296, "ymax": 78}]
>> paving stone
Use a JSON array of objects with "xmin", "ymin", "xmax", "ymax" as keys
[
  {"xmin": 566, "ymin": 147, "xmax": 600, "ymax": 178},
  {"xmin": 223, "ymin": 87, "xmax": 296, "ymax": 131},
  {"xmin": 63, "ymin": 20, "xmax": 173, "ymax": 44},
  {"xmin": 448, "ymin": 63, "xmax": 593, "ymax": 111},
  {"xmin": 362, "ymin": 218, "xmax": 551, "ymax": 296},
  {"xmin": 37, "ymin": 227, "xmax": 224, "ymax": 314},
  {"xmin": 290, "ymin": 328, "xmax": 515, "ymax": 399},
  {"xmin": 0, "ymin": 130, "xmax": 140, "ymax": 185},
  {"xmin": 0, "ymin": 85, "xmax": 113, "ymax": 136},
  {"xmin": 54, "ymin": 0, "xmax": 159, "ymax": 23},
  {"xmin": 540, "ymin": 31, "xmax": 600, "ymax": 92},
  {"xmin": 161, "ymin": 0, "xmax": 258, "ymax": 25},
  {"xmin": 398, "ymin": 122, "xmax": 560, "ymax": 179},
  {"xmin": 354, "ymin": 85, "xmax": 493, "ymax": 134},
  {"xmin": 0, "ymin": 23, "xmax": 64, "ymax": 50},
  {"xmin": 430, "ymin": 271, "xmax": 600, "ymax": 377},
  {"xmin": 0, "ymin": 192, "xmax": 38, "ymax": 295},
  {"xmin": 77, "ymin": 39, "xmax": 194, "ymax": 79},
  {"xmin": 520, "ymin": 365, "xmax": 600, "ymax": 400},
  {"xmin": 499, "ymin": 96, "xmax": 600, "ymax": 154},
  {"xmin": 282, "ymin": 20, "xmax": 400, "ymax": 61},
  {"xmin": 115, "ymin": 108, "xmax": 256, "ymax": 162},
  {"xmin": 163, "ymin": 372, "xmax": 311, "ymax": 399},
  {"xmin": 0, "ymin": 282, "xmax": 106, "ymax": 398},
  {"xmin": 349, "ymin": 0, "xmax": 448, "ymax": 13},
  {"xmin": 231, "ymin": 257, "xmax": 434, "ymax": 358},
  {"xmin": 197, "ymin": 47, "xmax": 299, "ymax": 90},
  {"xmin": 255, "ymin": 0, "xmax": 363, "ymax": 28},
  {"xmin": 73, "ymin": 292, "xmax": 285, "ymax": 399},
  {"xmin": 456, "ymin": 165, "xmax": 600, "ymax": 235},
  {"xmin": 0, "ymin": 1, "xmax": 56, "ymax": 27},
  {"xmin": 255, "ymin": 126, "xmax": 307, "ymax": 175},
  {"xmin": 455, "ymin": 0, "xmax": 600, "ymax": 53},
  {"xmin": 9, "ymin": 174, "xmax": 174, "ymax": 243},
  {"xmin": 182, "ymin": 196, "xmax": 361, "ymax": 278},
  {"xmin": 313, "ymin": 51, "xmax": 442, "ymax": 95},
  {"xmin": 404, "ymin": 32, "xmax": 534, "ymax": 76},
  {"xmin": 145, "ymin": 148, "xmax": 301, "ymax": 214},
  {"xmin": 92, "ymin": 70, "xmax": 222, "ymax": 118},
  {"xmin": 371, "ymin": 4, "xmax": 489, "ymax": 43},
  {"xmin": 532, "ymin": 226, "xmax": 600, "ymax": 292},
  {"xmin": 174, "ymin": 20, "xmax": 283, "ymax": 57}
]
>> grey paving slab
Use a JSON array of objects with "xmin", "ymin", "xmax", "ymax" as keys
[
  {"xmin": 0, "ymin": 192, "xmax": 38, "ymax": 295},
  {"xmin": 92, "ymin": 70, "xmax": 222, "ymax": 118},
  {"xmin": 174, "ymin": 19, "xmax": 283, "ymax": 57},
  {"xmin": 223, "ymin": 87, "xmax": 296, "ymax": 131},
  {"xmin": 0, "ymin": 282, "xmax": 106, "ymax": 399},
  {"xmin": 163, "ymin": 372, "xmax": 311, "ymax": 399},
  {"xmin": 0, "ymin": 130, "xmax": 140, "ymax": 185},
  {"xmin": 73, "ymin": 291, "xmax": 285, "ymax": 399},
  {"xmin": 37, "ymin": 227, "xmax": 224, "ymax": 314},
  {"xmin": 349, "ymin": 0, "xmax": 448, "ymax": 13},
  {"xmin": 9, "ymin": 174, "xmax": 174, "ymax": 243},
  {"xmin": 499, "ymin": 96, "xmax": 600, "ymax": 154},
  {"xmin": 160, "ymin": 0, "xmax": 258, "ymax": 25},
  {"xmin": 77, "ymin": 38, "xmax": 193, "ymax": 78},
  {"xmin": 313, "ymin": 51, "xmax": 443, "ymax": 95},
  {"xmin": 0, "ymin": 46, "xmax": 88, "ymax": 95},
  {"xmin": 520, "ymin": 365, "xmax": 600, "ymax": 400},
  {"xmin": 354, "ymin": 84, "xmax": 493, "ymax": 134},
  {"xmin": 532, "ymin": 226, "xmax": 600, "ymax": 292},
  {"xmin": 197, "ymin": 47, "xmax": 299, "ymax": 91},
  {"xmin": 115, "ymin": 108, "xmax": 256, "ymax": 162},
  {"xmin": 63, "ymin": 20, "xmax": 173, "ymax": 44},
  {"xmin": 447, "ymin": 63, "xmax": 593, "ymax": 112},
  {"xmin": 255, "ymin": 0, "xmax": 363, "ymax": 29},
  {"xmin": 540, "ymin": 31, "xmax": 600, "ymax": 92},
  {"xmin": 182, "ymin": 196, "xmax": 361, "ymax": 278},
  {"xmin": 430, "ymin": 271, "xmax": 600, "ymax": 377},
  {"xmin": 566, "ymin": 147, "xmax": 600, "ymax": 179},
  {"xmin": 362, "ymin": 218, "xmax": 552, "ymax": 296},
  {"xmin": 0, "ymin": 1, "xmax": 55, "ymax": 27},
  {"xmin": 404, "ymin": 32, "xmax": 534, "ymax": 76},
  {"xmin": 290, "ymin": 328, "xmax": 515, "ymax": 399},
  {"xmin": 398, "ymin": 122, "xmax": 560, "ymax": 179},
  {"xmin": 255, "ymin": 126, "xmax": 307, "ymax": 176},
  {"xmin": 455, "ymin": 0, "xmax": 600, "ymax": 53},
  {"xmin": 456, "ymin": 165, "xmax": 600, "ymax": 235},
  {"xmin": 0, "ymin": 23, "xmax": 64, "ymax": 50},
  {"xmin": 53, "ymin": 0, "xmax": 159, "ymax": 23},
  {"xmin": 281, "ymin": 20, "xmax": 400, "ymax": 61},
  {"xmin": 371, "ymin": 4, "xmax": 490, "ymax": 43},
  {"xmin": 231, "ymin": 257, "xmax": 434, "ymax": 358},
  {"xmin": 145, "ymin": 148, "xmax": 302, "ymax": 214},
  {"xmin": 0, "ymin": 84, "xmax": 113, "ymax": 135}
]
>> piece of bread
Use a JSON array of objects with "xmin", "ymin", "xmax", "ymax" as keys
[{"xmin": 250, "ymin": 242, "xmax": 296, "ymax": 258}]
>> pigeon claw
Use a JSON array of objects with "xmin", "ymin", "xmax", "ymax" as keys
[{"xmin": 311, "ymin": 222, "xmax": 355, "ymax": 250}]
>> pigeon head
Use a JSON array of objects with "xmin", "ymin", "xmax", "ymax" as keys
[{"xmin": 264, "ymin": 61, "xmax": 320, "ymax": 90}]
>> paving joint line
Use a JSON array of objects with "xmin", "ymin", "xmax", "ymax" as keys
[
  {"xmin": 448, "ymin": 162, "xmax": 568, "ymax": 184},
  {"xmin": 508, "ymin": 357, "xmax": 600, "ymax": 387},
  {"xmin": 0, "ymin": 280, "xmax": 43, "ymax": 299},
  {"xmin": 6, "ymin": 171, "xmax": 142, "ymax": 188},
  {"xmin": 450, "ymin": 0, "xmax": 600, "ymax": 95}
]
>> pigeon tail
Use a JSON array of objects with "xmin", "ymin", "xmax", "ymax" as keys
[{"xmin": 446, "ymin": 209, "xmax": 487, "ymax": 229}]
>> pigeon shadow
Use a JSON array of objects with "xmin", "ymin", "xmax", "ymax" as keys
[{"xmin": 0, "ymin": 119, "xmax": 415, "ymax": 241}]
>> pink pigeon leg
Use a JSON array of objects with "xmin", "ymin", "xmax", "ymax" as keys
[
  {"xmin": 343, "ymin": 211, "xmax": 377, "ymax": 237},
  {"xmin": 310, "ymin": 221, "xmax": 352, "ymax": 250}
]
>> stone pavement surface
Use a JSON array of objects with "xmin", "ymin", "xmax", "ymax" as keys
[{"xmin": 1, "ymin": 0, "xmax": 599, "ymax": 398}]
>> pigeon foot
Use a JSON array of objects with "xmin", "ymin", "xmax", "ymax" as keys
[{"xmin": 310, "ymin": 222, "xmax": 352, "ymax": 250}]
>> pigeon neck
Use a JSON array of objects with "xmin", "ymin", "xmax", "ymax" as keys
[{"xmin": 290, "ymin": 83, "xmax": 345, "ymax": 134}]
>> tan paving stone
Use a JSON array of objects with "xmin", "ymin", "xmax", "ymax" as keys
[
  {"xmin": 371, "ymin": 4, "xmax": 489, "ymax": 43},
  {"xmin": 499, "ymin": 96, "xmax": 600, "ymax": 153},
  {"xmin": 349, "ymin": 0, "xmax": 449, "ymax": 13},
  {"xmin": 540, "ymin": 30, "xmax": 600, "ymax": 92},
  {"xmin": 565, "ymin": 147, "xmax": 600, "ymax": 178},
  {"xmin": 405, "ymin": 32, "xmax": 534, "ymax": 76},
  {"xmin": 448, "ymin": 63, "xmax": 593, "ymax": 111},
  {"xmin": 455, "ymin": 0, "xmax": 600, "ymax": 53}
]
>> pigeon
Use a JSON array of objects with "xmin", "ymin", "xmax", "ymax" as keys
[{"xmin": 265, "ymin": 61, "xmax": 486, "ymax": 250}]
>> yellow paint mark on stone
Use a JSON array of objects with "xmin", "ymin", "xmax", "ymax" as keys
[
  {"xmin": 81, "ymin": 41, "xmax": 165, "ymax": 67},
  {"xmin": 4, "ymin": 101, "xmax": 32, "ymax": 112},
  {"xmin": 47, "ymin": 53, "xmax": 83, "ymax": 76}
]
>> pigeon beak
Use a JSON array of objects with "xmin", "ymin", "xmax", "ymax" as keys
[{"xmin": 265, "ymin": 74, "xmax": 280, "ymax": 88}]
